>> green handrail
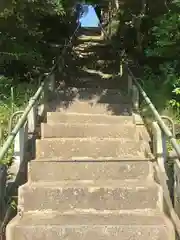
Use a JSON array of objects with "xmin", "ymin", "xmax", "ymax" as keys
[
  {"xmin": 127, "ymin": 66, "xmax": 180, "ymax": 159},
  {"xmin": 0, "ymin": 80, "xmax": 45, "ymax": 163}
]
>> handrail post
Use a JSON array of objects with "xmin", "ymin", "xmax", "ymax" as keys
[
  {"xmin": 162, "ymin": 131, "xmax": 168, "ymax": 164},
  {"xmin": 0, "ymin": 127, "xmax": 3, "ymax": 146},
  {"xmin": 13, "ymin": 121, "xmax": 28, "ymax": 171},
  {"xmin": 28, "ymin": 98, "xmax": 37, "ymax": 134},
  {"xmin": 39, "ymin": 80, "xmax": 48, "ymax": 119},
  {"xmin": 152, "ymin": 121, "xmax": 166, "ymax": 174},
  {"xmin": 174, "ymin": 158, "xmax": 180, "ymax": 218},
  {"xmin": 48, "ymin": 73, "xmax": 55, "ymax": 93},
  {"xmin": 0, "ymin": 165, "xmax": 7, "ymax": 225},
  {"xmin": 128, "ymin": 75, "xmax": 132, "ymax": 96},
  {"xmin": 132, "ymin": 84, "xmax": 139, "ymax": 112}
]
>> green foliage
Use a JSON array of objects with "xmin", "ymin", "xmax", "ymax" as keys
[
  {"xmin": 112, "ymin": 0, "xmax": 180, "ymax": 120},
  {"xmin": 0, "ymin": 0, "xmax": 74, "ymax": 128},
  {"xmin": 0, "ymin": 0, "xmax": 76, "ymax": 165},
  {"xmin": 144, "ymin": 1, "xmax": 180, "ymax": 116},
  {"xmin": 0, "ymin": 0, "xmax": 73, "ymax": 80}
]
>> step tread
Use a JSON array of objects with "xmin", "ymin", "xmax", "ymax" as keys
[
  {"xmin": 32, "ymin": 157, "xmax": 152, "ymax": 161},
  {"xmin": 24, "ymin": 180, "xmax": 158, "ymax": 188},
  {"xmin": 47, "ymin": 112, "xmax": 133, "ymax": 118},
  {"xmin": 36, "ymin": 137, "xmax": 146, "ymax": 143},
  {"xmin": 10, "ymin": 212, "xmax": 171, "ymax": 226},
  {"xmin": 29, "ymin": 161, "xmax": 153, "ymax": 182},
  {"xmin": 51, "ymin": 87, "xmax": 130, "ymax": 103},
  {"xmin": 19, "ymin": 180, "xmax": 160, "ymax": 212},
  {"xmin": 47, "ymin": 112, "xmax": 133, "ymax": 124},
  {"xmin": 50, "ymin": 101, "xmax": 131, "ymax": 108},
  {"xmin": 49, "ymin": 99, "xmax": 130, "ymax": 104},
  {"xmin": 55, "ymin": 87, "xmax": 126, "ymax": 93},
  {"xmin": 54, "ymin": 87, "xmax": 127, "ymax": 95},
  {"xmin": 36, "ymin": 138, "xmax": 149, "ymax": 159},
  {"xmin": 47, "ymin": 101, "xmax": 132, "ymax": 115},
  {"xmin": 41, "ymin": 123, "xmax": 137, "ymax": 139},
  {"xmin": 42, "ymin": 122, "xmax": 135, "ymax": 127},
  {"xmin": 34, "ymin": 157, "xmax": 152, "ymax": 161}
]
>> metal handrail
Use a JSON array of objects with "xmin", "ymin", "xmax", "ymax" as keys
[
  {"xmin": 0, "ymin": 24, "xmax": 80, "ymax": 164},
  {"xmin": 127, "ymin": 66, "xmax": 180, "ymax": 159},
  {"xmin": 0, "ymin": 82, "xmax": 44, "ymax": 162}
]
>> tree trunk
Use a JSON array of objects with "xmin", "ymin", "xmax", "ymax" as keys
[{"xmin": 134, "ymin": 0, "xmax": 147, "ymax": 53}]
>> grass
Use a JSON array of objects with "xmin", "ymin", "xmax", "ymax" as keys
[{"xmin": 0, "ymin": 76, "xmax": 37, "ymax": 165}]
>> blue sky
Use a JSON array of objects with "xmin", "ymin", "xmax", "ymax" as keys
[{"xmin": 79, "ymin": 4, "xmax": 100, "ymax": 28}]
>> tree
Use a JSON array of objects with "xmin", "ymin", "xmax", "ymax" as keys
[{"xmin": 0, "ymin": 0, "xmax": 74, "ymax": 81}]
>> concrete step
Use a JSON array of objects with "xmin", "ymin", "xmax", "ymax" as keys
[
  {"xmin": 47, "ymin": 112, "xmax": 133, "ymax": 124},
  {"xmin": 78, "ymin": 35, "xmax": 103, "ymax": 41},
  {"xmin": 41, "ymin": 123, "xmax": 138, "ymax": 139},
  {"xmin": 29, "ymin": 161, "xmax": 153, "ymax": 182},
  {"xmin": 18, "ymin": 181, "xmax": 161, "ymax": 212},
  {"xmin": 47, "ymin": 101, "xmax": 131, "ymax": 115},
  {"xmin": 36, "ymin": 138, "xmax": 150, "ymax": 159},
  {"xmin": 51, "ymin": 87, "xmax": 130, "ymax": 104},
  {"xmin": 7, "ymin": 212, "xmax": 174, "ymax": 240}
]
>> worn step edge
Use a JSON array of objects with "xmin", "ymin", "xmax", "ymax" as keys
[
  {"xmin": 41, "ymin": 122, "xmax": 137, "ymax": 139},
  {"xmin": 19, "ymin": 180, "xmax": 162, "ymax": 208},
  {"xmin": 49, "ymin": 102, "xmax": 131, "ymax": 109},
  {"xmin": 42, "ymin": 122, "xmax": 135, "ymax": 127},
  {"xmin": 53, "ymin": 87, "xmax": 129, "ymax": 97},
  {"xmin": 54, "ymin": 87, "xmax": 127, "ymax": 94},
  {"xmin": 7, "ymin": 211, "xmax": 173, "ymax": 225},
  {"xmin": 36, "ymin": 137, "xmax": 148, "ymax": 143},
  {"xmin": 33, "ymin": 157, "xmax": 153, "ymax": 161},
  {"xmin": 50, "ymin": 96, "xmax": 131, "ymax": 104},
  {"xmin": 7, "ymin": 212, "xmax": 174, "ymax": 240},
  {"xmin": 15, "ymin": 209, "xmax": 162, "ymax": 215},
  {"xmin": 18, "ymin": 180, "xmax": 162, "ymax": 212},
  {"xmin": 22, "ymin": 179, "xmax": 160, "ymax": 188},
  {"xmin": 28, "ymin": 161, "xmax": 153, "ymax": 182},
  {"xmin": 47, "ymin": 102, "xmax": 132, "ymax": 115},
  {"xmin": 36, "ymin": 138, "xmax": 150, "ymax": 159},
  {"xmin": 47, "ymin": 112, "xmax": 133, "ymax": 117},
  {"xmin": 51, "ymin": 88, "xmax": 131, "ymax": 103},
  {"xmin": 47, "ymin": 112, "xmax": 134, "ymax": 124}
]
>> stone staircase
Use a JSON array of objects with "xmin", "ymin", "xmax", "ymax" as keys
[
  {"xmin": 7, "ymin": 86, "xmax": 175, "ymax": 240},
  {"xmin": 6, "ymin": 35, "xmax": 175, "ymax": 239}
]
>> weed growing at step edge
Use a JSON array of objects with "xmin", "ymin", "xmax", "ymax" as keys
[{"xmin": 0, "ymin": 76, "xmax": 36, "ymax": 165}]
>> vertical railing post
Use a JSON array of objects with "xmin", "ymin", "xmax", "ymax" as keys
[
  {"xmin": 38, "ymin": 79, "xmax": 48, "ymax": 119},
  {"xmin": 132, "ymin": 84, "xmax": 139, "ymax": 112},
  {"xmin": 174, "ymin": 158, "xmax": 180, "ymax": 218},
  {"xmin": 119, "ymin": 60, "xmax": 123, "ymax": 77},
  {"xmin": 0, "ymin": 165, "xmax": 7, "ymax": 225},
  {"xmin": 0, "ymin": 127, "xmax": 3, "ymax": 146},
  {"xmin": 162, "ymin": 131, "xmax": 173, "ymax": 199},
  {"xmin": 162, "ymin": 132, "xmax": 168, "ymax": 163},
  {"xmin": 14, "ymin": 121, "xmax": 28, "ymax": 171},
  {"xmin": 48, "ymin": 73, "xmax": 55, "ymax": 93},
  {"xmin": 128, "ymin": 75, "xmax": 132, "ymax": 96},
  {"xmin": 28, "ymin": 98, "xmax": 37, "ymax": 134},
  {"xmin": 152, "ymin": 121, "xmax": 166, "ymax": 173}
]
